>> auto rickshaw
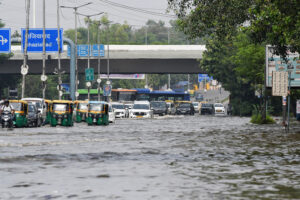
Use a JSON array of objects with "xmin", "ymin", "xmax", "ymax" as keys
[
  {"xmin": 50, "ymin": 100, "xmax": 74, "ymax": 127},
  {"xmin": 9, "ymin": 100, "xmax": 28, "ymax": 128},
  {"xmin": 86, "ymin": 101, "xmax": 109, "ymax": 126},
  {"xmin": 74, "ymin": 100, "xmax": 88, "ymax": 123},
  {"xmin": 44, "ymin": 99, "xmax": 52, "ymax": 124}
]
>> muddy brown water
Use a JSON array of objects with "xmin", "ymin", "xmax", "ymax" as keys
[{"xmin": 0, "ymin": 116, "xmax": 299, "ymax": 199}]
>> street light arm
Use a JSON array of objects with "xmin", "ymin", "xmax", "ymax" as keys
[
  {"xmin": 76, "ymin": 2, "xmax": 92, "ymax": 9},
  {"xmin": 61, "ymin": 2, "xmax": 92, "ymax": 9},
  {"xmin": 77, "ymin": 12, "xmax": 104, "ymax": 17}
]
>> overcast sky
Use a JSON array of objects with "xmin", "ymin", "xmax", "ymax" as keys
[{"xmin": 0, "ymin": 0, "xmax": 175, "ymax": 33}]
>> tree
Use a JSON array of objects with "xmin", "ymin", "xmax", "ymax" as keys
[
  {"xmin": 201, "ymin": 32, "xmax": 265, "ymax": 116},
  {"xmin": 168, "ymin": 0, "xmax": 300, "ymax": 58}
]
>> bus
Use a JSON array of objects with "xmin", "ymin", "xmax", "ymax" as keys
[
  {"xmin": 134, "ymin": 89, "xmax": 190, "ymax": 101},
  {"xmin": 68, "ymin": 89, "xmax": 137, "ymax": 102}
]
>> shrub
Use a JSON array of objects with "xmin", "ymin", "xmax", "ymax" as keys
[{"xmin": 251, "ymin": 114, "xmax": 275, "ymax": 124}]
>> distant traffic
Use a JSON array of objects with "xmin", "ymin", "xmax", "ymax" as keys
[{"xmin": 0, "ymin": 88, "xmax": 228, "ymax": 129}]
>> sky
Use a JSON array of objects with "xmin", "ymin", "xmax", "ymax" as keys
[{"xmin": 0, "ymin": 0, "xmax": 175, "ymax": 33}]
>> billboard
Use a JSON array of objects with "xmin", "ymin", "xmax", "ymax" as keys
[
  {"xmin": 266, "ymin": 46, "xmax": 300, "ymax": 87},
  {"xmin": 99, "ymin": 74, "xmax": 145, "ymax": 79}
]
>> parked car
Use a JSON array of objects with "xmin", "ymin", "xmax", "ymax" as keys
[
  {"xmin": 166, "ymin": 101, "xmax": 176, "ymax": 115},
  {"xmin": 214, "ymin": 103, "xmax": 226, "ymax": 115},
  {"xmin": 192, "ymin": 102, "xmax": 200, "ymax": 113},
  {"xmin": 200, "ymin": 103, "xmax": 214, "ymax": 115},
  {"xmin": 130, "ymin": 101, "xmax": 153, "ymax": 118},
  {"xmin": 150, "ymin": 101, "xmax": 168, "ymax": 116},
  {"xmin": 27, "ymin": 103, "xmax": 42, "ymax": 127},
  {"xmin": 111, "ymin": 102, "xmax": 127, "ymax": 118},
  {"xmin": 176, "ymin": 102, "xmax": 195, "ymax": 115},
  {"xmin": 108, "ymin": 104, "xmax": 116, "ymax": 123}
]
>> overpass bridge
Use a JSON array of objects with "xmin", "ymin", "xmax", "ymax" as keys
[{"xmin": 0, "ymin": 45, "xmax": 206, "ymax": 74}]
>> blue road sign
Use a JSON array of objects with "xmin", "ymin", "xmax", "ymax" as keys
[
  {"xmin": 68, "ymin": 44, "xmax": 105, "ymax": 57},
  {"xmin": 103, "ymin": 84, "xmax": 112, "ymax": 97},
  {"xmin": 0, "ymin": 28, "xmax": 11, "ymax": 53},
  {"xmin": 91, "ymin": 44, "xmax": 105, "ymax": 56},
  {"xmin": 78, "ymin": 45, "xmax": 89, "ymax": 57},
  {"xmin": 21, "ymin": 28, "xmax": 63, "ymax": 52},
  {"xmin": 198, "ymin": 74, "xmax": 209, "ymax": 82}
]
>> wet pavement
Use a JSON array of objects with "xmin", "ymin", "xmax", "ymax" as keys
[{"xmin": 0, "ymin": 115, "xmax": 300, "ymax": 199}]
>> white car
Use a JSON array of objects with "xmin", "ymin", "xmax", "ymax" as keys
[
  {"xmin": 214, "ymin": 103, "xmax": 226, "ymax": 115},
  {"xmin": 108, "ymin": 105, "xmax": 116, "ymax": 123},
  {"xmin": 192, "ymin": 102, "xmax": 200, "ymax": 113},
  {"xmin": 111, "ymin": 102, "xmax": 126, "ymax": 118},
  {"xmin": 130, "ymin": 101, "xmax": 153, "ymax": 118}
]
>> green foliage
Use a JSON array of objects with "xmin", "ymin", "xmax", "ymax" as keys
[
  {"xmin": 168, "ymin": 0, "xmax": 300, "ymax": 58},
  {"xmin": 201, "ymin": 32, "xmax": 264, "ymax": 116},
  {"xmin": 251, "ymin": 114, "xmax": 275, "ymax": 125}
]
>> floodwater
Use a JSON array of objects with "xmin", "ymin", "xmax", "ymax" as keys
[{"xmin": 0, "ymin": 116, "xmax": 299, "ymax": 200}]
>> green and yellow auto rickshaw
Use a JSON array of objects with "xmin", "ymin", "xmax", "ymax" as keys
[
  {"xmin": 9, "ymin": 100, "xmax": 28, "ymax": 128},
  {"xmin": 44, "ymin": 99, "xmax": 52, "ymax": 125},
  {"xmin": 74, "ymin": 100, "xmax": 88, "ymax": 123},
  {"xmin": 86, "ymin": 101, "xmax": 109, "ymax": 126},
  {"xmin": 50, "ymin": 100, "xmax": 74, "ymax": 127}
]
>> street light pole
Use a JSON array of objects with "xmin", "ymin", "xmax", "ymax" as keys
[
  {"xmin": 77, "ymin": 12, "xmax": 103, "ymax": 102},
  {"xmin": 57, "ymin": 0, "xmax": 62, "ymax": 100},
  {"xmin": 61, "ymin": 2, "xmax": 92, "ymax": 100},
  {"xmin": 22, "ymin": 0, "xmax": 30, "ymax": 99},
  {"xmin": 42, "ymin": 0, "xmax": 46, "ymax": 99},
  {"xmin": 97, "ymin": 21, "xmax": 101, "ymax": 101}
]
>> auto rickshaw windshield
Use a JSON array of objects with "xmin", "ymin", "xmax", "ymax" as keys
[
  {"xmin": 10, "ymin": 102, "xmax": 22, "ymax": 111},
  {"xmin": 53, "ymin": 104, "xmax": 67, "ymax": 111},
  {"xmin": 89, "ymin": 104, "xmax": 102, "ymax": 111},
  {"xmin": 78, "ymin": 103, "xmax": 88, "ymax": 110}
]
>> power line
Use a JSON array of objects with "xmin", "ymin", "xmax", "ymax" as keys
[
  {"xmin": 85, "ymin": 5, "xmax": 148, "ymax": 24},
  {"xmin": 98, "ymin": 0, "xmax": 176, "ymax": 18}
]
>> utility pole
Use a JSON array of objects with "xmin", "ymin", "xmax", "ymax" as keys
[
  {"xmin": 97, "ymin": 21, "xmax": 101, "ymax": 101},
  {"xmin": 188, "ymin": 74, "xmax": 190, "ymax": 91},
  {"xmin": 42, "ymin": 0, "xmax": 46, "ymax": 99},
  {"xmin": 57, "ymin": 0, "xmax": 62, "ymax": 100},
  {"xmin": 167, "ymin": 27, "xmax": 170, "ymax": 90},
  {"xmin": 32, "ymin": 0, "xmax": 36, "ymax": 28},
  {"xmin": 106, "ymin": 22, "xmax": 111, "ymax": 83},
  {"xmin": 22, "ymin": 0, "xmax": 30, "ymax": 99},
  {"xmin": 145, "ymin": 27, "xmax": 148, "ymax": 45},
  {"xmin": 77, "ymin": 12, "xmax": 103, "ymax": 101},
  {"xmin": 61, "ymin": 2, "xmax": 92, "ymax": 100}
]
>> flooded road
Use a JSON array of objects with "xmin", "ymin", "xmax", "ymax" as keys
[{"xmin": 0, "ymin": 116, "xmax": 300, "ymax": 199}]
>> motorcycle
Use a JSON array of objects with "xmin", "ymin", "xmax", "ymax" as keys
[{"xmin": 1, "ymin": 111, "xmax": 13, "ymax": 128}]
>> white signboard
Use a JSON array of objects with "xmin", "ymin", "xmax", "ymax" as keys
[
  {"xmin": 100, "ymin": 74, "xmax": 145, "ymax": 80},
  {"xmin": 297, "ymin": 100, "xmax": 300, "ymax": 114},
  {"xmin": 272, "ymin": 71, "xmax": 288, "ymax": 96}
]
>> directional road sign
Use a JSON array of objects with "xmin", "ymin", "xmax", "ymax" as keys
[
  {"xmin": 67, "ymin": 44, "xmax": 105, "ymax": 57},
  {"xmin": 198, "ymin": 74, "xmax": 212, "ymax": 82},
  {"xmin": 91, "ymin": 44, "xmax": 105, "ymax": 56},
  {"xmin": 85, "ymin": 68, "xmax": 94, "ymax": 81},
  {"xmin": 0, "ymin": 28, "xmax": 11, "ymax": 53},
  {"xmin": 21, "ymin": 28, "xmax": 63, "ymax": 52}
]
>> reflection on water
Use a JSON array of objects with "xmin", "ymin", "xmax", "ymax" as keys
[{"xmin": 0, "ymin": 116, "xmax": 299, "ymax": 199}]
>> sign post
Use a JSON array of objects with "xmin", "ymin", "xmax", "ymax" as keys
[
  {"xmin": 0, "ymin": 28, "xmax": 11, "ymax": 53},
  {"xmin": 21, "ymin": 28, "xmax": 63, "ymax": 52}
]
